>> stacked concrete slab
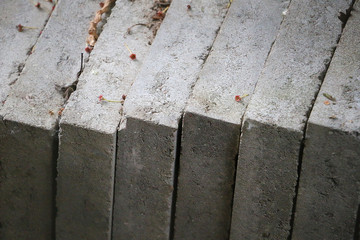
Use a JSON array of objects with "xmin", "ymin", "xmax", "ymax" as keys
[
  {"xmin": 230, "ymin": 0, "xmax": 353, "ymax": 239},
  {"xmin": 0, "ymin": 1, "xmax": 97, "ymax": 238},
  {"xmin": 173, "ymin": 0, "xmax": 289, "ymax": 239},
  {"xmin": 56, "ymin": 0, "xmax": 156, "ymax": 239},
  {"xmin": 112, "ymin": 0, "xmax": 228, "ymax": 239},
  {"xmin": 292, "ymin": 0, "xmax": 360, "ymax": 238}
]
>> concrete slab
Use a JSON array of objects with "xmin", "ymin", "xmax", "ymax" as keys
[
  {"xmin": 173, "ymin": 0, "xmax": 289, "ymax": 239},
  {"xmin": 56, "ymin": 0, "xmax": 156, "ymax": 238},
  {"xmin": 113, "ymin": 0, "xmax": 228, "ymax": 239},
  {"xmin": 0, "ymin": 1, "xmax": 98, "ymax": 238},
  {"xmin": 0, "ymin": 0, "xmax": 52, "ymax": 107},
  {"xmin": 292, "ymin": 0, "xmax": 360, "ymax": 238},
  {"xmin": 229, "ymin": 0, "xmax": 353, "ymax": 239}
]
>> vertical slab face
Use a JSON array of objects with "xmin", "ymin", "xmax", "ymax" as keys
[
  {"xmin": 56, "ymin": 0, "xmax": 155, "ymax": 238},
  {"xmin": 175, "ymin": 113, "xmax": 239, "ymax": 240},
  {"xmin": 293, "ymin": 1, "xmax": 360, "ymax": 238},
  {"xmin": 230, "ymin": 0, "xmax": 353, "ymax": 239},
  {"xmin": 0, "ymin": 0, "xmax": 97, "ymax": 238},
  {"xmin": 113, "ymin": 0, "xmax": 228, "ymax": 239},
  {"xmin": 232, "ymin": 120, "xmax": 303, "ymax": 239},
  {"xmin": 174, "ymin": 0, "xmax": 289, "ymax": 238},
  {"xmin": 114, "ymin": 118, "xmax": 178, "ymax": 240},
  {"xmin": 0, "ymin": 0, "xmax": 52, "ymax": 105},
  {"xmin": 57, "ymin": 125, "xmax": 116, "ymax": 240},
  {"xmin": 0, "ymin": 121, "xmax": 56, "ymax": 240}
]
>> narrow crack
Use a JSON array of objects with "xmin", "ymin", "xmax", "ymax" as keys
[
  {"xmin": 169, "ymin": 115, "xmax": 183, "ymax": 240},
  {"xmin": 287, "ymin": 2, "xmax": 356, "ymax": 239},
  {"xmin": 354, "ymin": 204, "xmax": 360, "ymax": 240}
]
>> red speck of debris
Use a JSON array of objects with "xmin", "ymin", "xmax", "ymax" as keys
[
  {"xmin": 98, "ymin": 95, "xmax": 104, "ymax": 101},
  {"xmin": 35, "ymin": 2, "xmax": 41, "ymax": 8},
  {"xmin": 99, "ymin": 2, "xmax": 104, "ymax": 8},
  {"xmin": 187, "ymin": 5, "xmax": 191, "ymax": 10},
  {"xmin": 16, "ymin": 24, "xmax": 23, "ymax": 32},
  {"xmin": 52, "ymin": 5, "xmax": 55, "ymax": 11},
  {"xmin": 129, "ymin": 53, "xmax": 136, "ymax": 60},
  {"xmin": 85, "ymin": 47, "xmax": 92, "ymax": 53},
  {"xmin": 235, "ymin": 95, "xmax": 241, "ymax": 102}
]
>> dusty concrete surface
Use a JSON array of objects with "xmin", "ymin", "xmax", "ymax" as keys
[
  {"xmin": 0, "ymin": 0, "xmax": 97, "ymax": 238},
  {"xmin": 113, "ymin": 0, "xmax": 228, "ymax": 239},
  {"xmin": 0, "ymin": 0, "xmax": 52, "ymax": 107},
  {"xmin": 230, "ymin": 0, "xmax": 353, "ymax": 239},
  {"xmin": 56, "ymin": 0, "xmax": 156, "ymax": 239},
  {"xmin": 173, "ymin": 0, "xmax": 288, "ymax": 239},
  {"xmin": 292, "ymin": 0, "xmax": 360, "ymax": 238},
  {"xmin": 0, "ymin": 122, "xmax": 56, "ymax": 240}
]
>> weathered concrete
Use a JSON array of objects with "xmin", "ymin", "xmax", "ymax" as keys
[
  {"xmin": 230, "ymin": 0, "xmax": 353, "ymax": 239},
  {"xmin": 0, "ymin": 1, "xmax": 97, "ymax": 239},
  {"xmin": 173, "ymin": 0, "xmax": 289, "ymax": 239},
  {"xmin": 113, "ymin": 0, "xmax": 228, "ymax": 239},
  {"xmin": 0, "ymin": 0, "xmax": 52, "ymax": 107},
  {"xmin": 292, "ymin": 1, "xmax": 360, "ymax": 238},
  {"xmin": 56, "ymin": 0, "xmax": 156, "ymax": 239}
]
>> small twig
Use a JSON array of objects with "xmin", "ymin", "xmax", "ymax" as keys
[{"xmin": 126, "ymin": 23, "xmax": 150, "ymax": 35}]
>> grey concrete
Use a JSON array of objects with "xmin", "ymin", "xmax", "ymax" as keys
[
  {"xmin": 0, "ymin": 0, "xmax": 97, "ymax": 239},
  {"xmin": 292, "ymin": 0, "xmax": 360, "ymax": 238},
  {"xmin": 230, "ymin": 0, "xmax": 353, "ymax": 239},
  {"xmin": 173, "ymin": 0, "xmax": 289, "ymax": 239},
  {"xmin": 56, "ymin": 0, "xmax": 156, "ymax": 239},
  {"xmin": 113, "ymin": 0, "xmax": 228, "ymax": 239},
  {"xmin": 0, "ymin": 0, "xmax": 52, "ymax": 107}
]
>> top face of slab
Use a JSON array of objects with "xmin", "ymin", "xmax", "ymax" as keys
[
  {"xmin": 60, "ymin": 0, "xmax": 156, "ymax": 134},
  {"xmin": 185, "ymin": 0, "xmax": 289, "ymax": 125},
  {"xmin": 309, "ymin": 0, "xmax": 360, "ymax": 135},
  {"xmin": 0, "ymin": 0, "xmax": 52, "ymax": 106},
  {"xmin": 0, "ymin": 0, "xmax": 98, "ymax": 130},
  {"xmin": 244, "ymin": 0, "xmax": 352, "ymax": 131},
  {"xmin": 123, "ymin": 0, "xmax": 228, "ymax": 129}
]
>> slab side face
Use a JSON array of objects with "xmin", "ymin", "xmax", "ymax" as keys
[
  {"xmin": 293, "ymin": 2, "xmax": 360, "ymax": 238},
  {"xmin": 292, "ymin": 125, "xmax": 360, "ymax": 239},
  {"xmin": 174, "ymin": 113, "xmax": 239, "ymax": 239},
  {"xmin": 56, "ymin": 124, "xmax": 116, "ymax": 240},
  {"xmin": 174, "ymin": 0, "xmax": 288, "ymax": 238},
  {"xmin": 56, "ymin": 0, "xmax": 155, "ymax": 238},
  {"xmin": 113, "ymin": 118, "xmax": 178, "ymax": 239},
  {"xmin": 0, "ymin": 121, "xmax": 56, "ymax": 240},
  {"xmin": 230, "ymin": 120, "xmax": 302, "ymax": 239},
  {"xmin": 230, "ymin": 0, "xmax": 352, "ymax": 239}
]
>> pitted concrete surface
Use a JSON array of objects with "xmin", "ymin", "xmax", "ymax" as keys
[
  {"xmin": 230, "ymin": 0, "xmax": 353, "ymax": 239},
  {"xmin": 292, "ymin": 1, "xmax": 360, "ymax": 238},
  {"xmin": 113, "ymin": 0, "xmax": 228, "ymax": 238},
  {"xmin": 0, "ymin": 0, "xmax": 98, "ymax": 238},
  {"xmin": 0, "ymin": 0, "xmax": 52, "ymax": 107},
  {"xmin": 0, "ymin": 0, "xmax": 359, "ymax": 239},
  {"xmin": 173, "ymin": 0, "xmax": 288, "ymax": 239},
  {"xmin": 57, "ymin": 0, "xmax": 156, "ymax": 239}
]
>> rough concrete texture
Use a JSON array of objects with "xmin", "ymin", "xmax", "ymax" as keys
[
  {"xmin": 230, "ymin": 0, "xmax": 353, "ymax": 239},
  {"xmin": 0, "ymin": 0, "xmax": 98, "ymax": 238},
  {"xmin": 56, "ymin": 0, "xmax": 156, "ymax": 238},
  {"xmin": 292, "ymin": 0, "xmax": 360, "ymax": 238},
  {"xmin": 173, "ymin": 0, "xmax": 289, "ymax": 239},
  {"xmin": 0, "ymin": 122, "xmax": 57, "ymax": 240},
  {"xmin": 113, "ymin": 0, "xmax": 228, "ymax": 238},
  {"xmin": 0, "ymin": 0, "xmax": 52, "ymax": 107}
]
